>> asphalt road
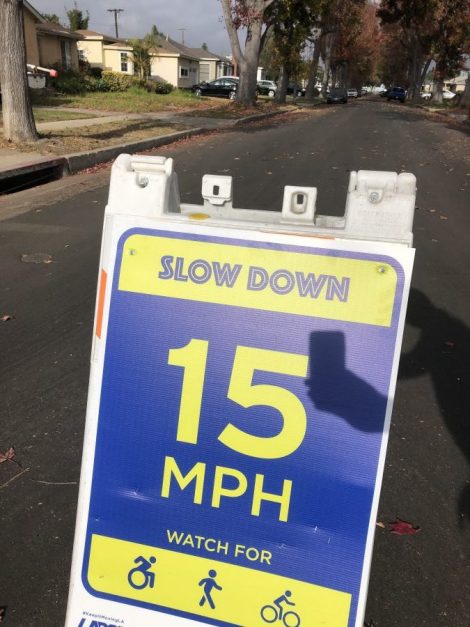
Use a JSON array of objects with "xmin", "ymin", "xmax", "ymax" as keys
[{"xmin": 1, "ymin": 98, "xmax": 470, "ymax": 627}]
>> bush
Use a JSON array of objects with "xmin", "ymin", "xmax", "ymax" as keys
[
  {"xmin": 83, "ymin": 75, "xmax": 109, "ymax": 92},
  {"xmin": 101, "ymin": 71, "xmax": 134, "ymax": 92},
  {"xmin": 51, "ymin": 69, "xmax": 86, "ymax": 94},
  {"xmin": 153, "ymin": 80, "xmax": 173, "ymax": 94}
]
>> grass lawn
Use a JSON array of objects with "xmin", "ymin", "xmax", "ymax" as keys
[
  {"xmin": 31, "ymin": 88, "xmax": 223, "ymax": 114},
  {"xmin": 0, "ymin": 119, "xmax": 191, "ymax": 156},
  {"xmin": 0, "ymin": 107, "xmax": 97, "ymax": 127}
]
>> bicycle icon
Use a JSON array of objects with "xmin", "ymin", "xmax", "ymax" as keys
[
  {"xmin": 127, "ymin": 555, "xmax": 157, "ymax": 590},
  {"xmin": 260, "ymin": 591, "xmax": 301, "ymax": 627}
]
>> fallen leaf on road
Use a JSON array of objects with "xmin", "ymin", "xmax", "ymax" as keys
[
  {"xmin": 439, "ymin": 215, "xmax": 448, "ymax": 220},
  {"xmin": 266, "ymin": 171, "xmax": 272, "ymax": 175},
  {"xmin": 0, "ymin": 606, "xmax": 6, "ymax": 623},
  {"xmin": 376, "ymin": 521, "xmax": 386, "ymax": 528},
  {"xmin": 389, "ymin": 518, "xmax": 420, "ymax": 535},
  {"xmin": 0, "ymin": 315, "xmax": 14, "ymax": 322},
  {"xmin": 21, "ymin": 253, "xmax": 53, "ymax": 264},
  {"xmin": 445, "ymin": 341, "xmax": 455, "ymax": 347},
  {"xmin": 0, "ymin": 447, "xmax": 16, "ymax": 464},
  {"xmin": 364, "ymin": 621, "xmax": 376, "ymax": 627}
]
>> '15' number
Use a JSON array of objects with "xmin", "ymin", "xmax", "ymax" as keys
[{"xmin": 168, "ymin": 339, "xmax": 309, "ymax": 459}]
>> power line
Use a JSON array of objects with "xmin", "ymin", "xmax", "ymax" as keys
[{"xmin": 107, "ymin": 8, "xmax": 124, "ymax": 39}]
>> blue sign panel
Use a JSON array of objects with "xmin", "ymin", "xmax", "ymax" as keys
[{"xmin": 81, "ymin": 227, "xmax": 407, "ymax": 627}]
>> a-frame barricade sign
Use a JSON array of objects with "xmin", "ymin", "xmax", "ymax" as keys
[{"xmin": 66, "ymin": 155, "xmax": 415, "ymax": 627}]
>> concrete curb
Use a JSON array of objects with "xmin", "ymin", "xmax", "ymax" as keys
[{"xmin": 65, "ymin": 127, "xmax": 207, "ymax": 173}]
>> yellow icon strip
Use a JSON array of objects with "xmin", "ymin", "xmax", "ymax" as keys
[
  {"xmin": 118, "ymin": 234, "xmax": 397, "ymax": 327},
  {"xmin": 87, "ymin": 534, "xmax": 351, "ymax": 626}
]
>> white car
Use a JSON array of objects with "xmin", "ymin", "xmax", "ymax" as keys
[
  {"xmin": 347, "ymin": 88, "xmax": 358, "ymax": 98},
  {"xmin": 421, "ymin": 89, "xmax": 456, "ymax": 100}
]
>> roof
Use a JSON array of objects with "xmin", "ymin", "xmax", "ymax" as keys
[
  {"xmin": 103, "ymin": 41, "xmax": 133, "ymax": 50},
  {"xmin": 36, "ymin": 22, "xmax": 83, "ymax": 40},
  {"xmin": 155, "ymin": 37, "xmax": 200, "ymax": 60},
  {"xmin": 75, "ymin": 29, "xmax": 119, "ymax": 43},
  {"xmin": 23, "ymin": 0, "xmax": 46, "ymax": 23},
  {"xmin": 187, "ymin": 48, "xmax": 220, "ymax": 61}
]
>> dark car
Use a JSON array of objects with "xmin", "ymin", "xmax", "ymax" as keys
[
  {"xmin": 387, "ymin": 86, "xmax": 406, "ymax": 103},
  {"xmin": 257, "ymin": 80, "xmax": 277, "ymax": 97},
  {"xmin": 192, "ymin": 77, "xmax": 238, "ymax": 100},
  {"xmin": 326, "ymin": 87, "xmax": 348, "ymax": 104},
  {"xmin": 286, "ymin": 83, "xmax": 305, "ymax": 97}
]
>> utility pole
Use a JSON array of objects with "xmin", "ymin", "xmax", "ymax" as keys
[
  {"xmin": 108, "ymin": 8, "xmax": 124, "ymax": 39},
  {"xmin": 177, "ymin": 28, "xmax": 188, "ymax": 45}
]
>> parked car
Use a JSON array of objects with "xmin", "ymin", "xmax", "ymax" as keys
[
  {"xmin": 379, "ymin": 88, "xmax": 390, "ymax": 97},
  {"xmin": 387, "ymin": 86, "xmax": 406, "ymax": 103},
  {"xmin": 192, "ymin": 77, "xmax": 238, "ymax": 100},
  {"xmin": 327, "ymin": 87, "xmax": 348, "ymax": 104},
  {"xmin": 442, "ymin": 89, "xmax": 456, "ymax": 100},
  {"xmin": 286, "ymin": 83, "xmax": 305, "ymax": 97},
  {"xmin": 421, "ymin": 89, "xmax": 456, "ymax": 101},
  {"xmin": 347, "ymin": 88, "xmax": 358, "ymax": 98},
  {"xmin": 257, "ymin": 80, "xmax": 277, "ymax": 97}
]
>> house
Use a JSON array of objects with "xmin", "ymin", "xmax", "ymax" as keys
[
  {"xmin": 76, "ymin": 30, "xmax": 134, "ymax": 75},
  {"xmin": 186, "ymin": 48, "xmax": 234, "ymax": 82},
  {"xmin": 23, "ymin": 1, "xmax": 81, "ymax": 71},
  {"xmin": 76, "ymin": 29, "xmax": 234, "ymax": 88},
  {"xmin": 148, "ymin": 37, "xmax": 201, "ymax": 88}
]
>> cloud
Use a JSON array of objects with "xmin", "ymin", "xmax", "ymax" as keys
[{"xmin": 37, "ymin": 0, "xmax": 232, "ymax": 54}]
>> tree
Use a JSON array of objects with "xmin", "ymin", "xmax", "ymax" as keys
[
  {"xmin": 221, "ymin": 0, "xmax": 275, "ymax": 106},
  {"xmin": 378, "ymin": 0, "xmax": 436, "ymax": 102},
  {"xmin": 429, "ymin": 0, "xmax": 470, "ymax": 104},
  {"xmin": 145, "ymin": 24, "xmax": 160, "ymax": 48},
  {"xmin": 0, "ymin": 0, "xmax": 38, "ymax": 143},
  {"xmin": 268, "ymin": 0, "xmax": 314, "ymax": 103},
  {"xmin": 131, "ymin": 39, "xmax": 151, "ymax": 80},
  {"xmin": 66, "ymin": 2, "xmax": 89, "ymax": 31},
  {"xmin": 42, "ymin": 13, "xmax": 61, "ymax": 23}
]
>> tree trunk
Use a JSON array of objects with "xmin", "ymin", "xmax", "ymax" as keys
[
  {"xmin": 220, "ymin": 0, "xmax": 269, "ymax": 108},
  {"xmin": 432, "ymin": 60, "xmax": 446, "ymax": 105},
  {"xmin": 321, "ymin": 33, "xmax": 333, "ymax": 97},
  {"xmin": 237, "ymin": 19, "xmax": 262, "ymax": 106},
  {"xmin": 0, "ymin": 0, "xmax": 38, "ymax": 143},
  {"xmin": 305, "ymin": 35, "xmax": 322, "ymax": 100},
  {"xmin": 459, "ymin": 75, "xmax": 470, "ymax": 109},
  {"xmin": 275, "ymin": 64, "xmax": 288, "ymax": 104}
]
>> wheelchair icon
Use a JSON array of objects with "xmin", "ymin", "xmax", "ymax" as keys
[{"xmin": 127, "ymin": 555, "xmax": 157, "ymax": 590}]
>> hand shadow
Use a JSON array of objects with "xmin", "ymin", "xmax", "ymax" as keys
[
  {"xmin": 399, "ymin": 288, "xmax": 470, "ymax": 525},
  {"xmin": 306, "ymin": 331, "xmax": 388, "ymax": 434}
]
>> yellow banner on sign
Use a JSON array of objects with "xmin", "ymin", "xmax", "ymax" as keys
[
  {"xmin": 87, "ymin": 534, "xmax": 351, "ymax": 626},
  {"xmin": 118, "ymin": 234, "xmax": 397, "ymax": 327}
]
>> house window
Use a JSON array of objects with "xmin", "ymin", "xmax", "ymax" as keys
[
  {"xmin": 60, "ymin": 40, "xmax": 71, "ymax": 69},
  {"xmin": 78, "ymin": 49, "xmax": 86, "ymax": 62},
  {"xmin": 180, "ymin": 67, "xmax": 189, "ymax": 78},
  {"xmin": 121, "ymin": 53, "xmax": 128, "ymax": 72}
]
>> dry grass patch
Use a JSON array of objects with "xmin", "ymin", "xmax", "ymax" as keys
[{"xmin": 0, "ymin": 119, "xmax": 191, "ymax": 156}]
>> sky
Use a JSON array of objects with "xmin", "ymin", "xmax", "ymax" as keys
[{"xmin": 35, "ymin": 0, "xmax": 233, "ymax": 55}]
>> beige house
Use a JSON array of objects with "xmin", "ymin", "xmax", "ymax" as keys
[
  {"xmin": 23, "ymin": 1, "xmax": 81, "ymax": 71},
  {"xmin": 76, "ymin": 30, "xmax": 134, "ymax": 75},
  {"xmin": 187, "ymin": 48, "xmax": 234, "ymax": 82}
]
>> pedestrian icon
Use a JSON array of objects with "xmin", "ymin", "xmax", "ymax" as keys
[
  {"xmin": 198, "ymin": 569, "xmax": 222, "ymax": 610},
  {"xmin": 127, "ymin": 555, "xmax": 157, "ymax": 590},
  {"xmin": 260, "ymin": 591, "xmax": 301, "ymax": 626}
]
